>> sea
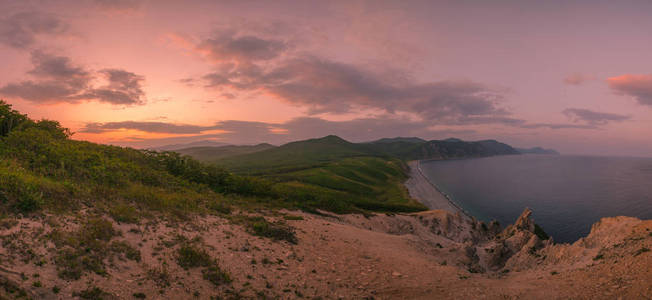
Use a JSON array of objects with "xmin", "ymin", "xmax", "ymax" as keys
[{"xmin": 419, "ymin": 154, "xmax": 652, "ymax": 243}]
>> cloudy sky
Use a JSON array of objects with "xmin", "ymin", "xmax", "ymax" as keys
[{"xmin": 1, "ymin": 0, "xmax": 651, "ymax": 156}]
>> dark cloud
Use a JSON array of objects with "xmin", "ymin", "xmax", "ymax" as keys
[
  {"xmin": 185, "ymin": 28, "xmax": 511, "ymax": 123},
  {"xmin": 0, "ymin": 51, "xmax": 90, "ymax": 102},
  {"xmin": 608, "ymin": 74, "xmax": 652, "ymax": 106},
  {"xmin": 0, "ymin": 51, "xmax": 146, "ymax": 105},
  {"xmin": 28, "ymin": 50, "xmax": 91, "ymax": 82},
  {"xmin": 81, "ymin": 121, "xmax": 213, "ymax": 134},
  {"xmin": 79, "ymin": 69, "xmax": 145, "ymax": 105},
  {"xmin": 563, "ymin": 108, "xmax": 630, "ymax": 125},
  {"xmin": 201, "ymin": 54, "xmax": 508, "ymax": 122},
  {"xmin": 197, "ymin": 31, "xmax": 288, "ymax": 63},
  {"xmin": 0, "ymin": 11, "xmax": 68, "ymax": 49}
]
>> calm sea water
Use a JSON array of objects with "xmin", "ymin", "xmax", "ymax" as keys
[{"xmin": 420, "ymin": 154, "xmax": 652, "ymax": 243}]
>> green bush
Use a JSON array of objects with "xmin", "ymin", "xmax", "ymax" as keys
[
  {"xmin": 108, "ymin": 203, "xmax": 140, "ymax": 223},
  {"xmin": 176, "ymin": 244, "xmax": 213, "ymax": 269},
  {"xmin": 246, "ymin": 217, "xmax": 297, "ymax": 244},
  {"xmin": 50, "ymin": 218, "xmax": 136, "ymax": 280},
  {"xmin": 202, "ymin": 265, "xmax": 231, "ymax": 286}
]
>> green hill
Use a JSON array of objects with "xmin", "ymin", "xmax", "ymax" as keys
[
  {"xmin": 215, "ymin": 135, "xmax": 384, "ymax": 175},
  {"xmin": 175, "ymin": 143, "xmax": 276, "ymax": 162},
  {"xmin": 196, "ymin": 135, "xmax": 518, "ymax": 214}
]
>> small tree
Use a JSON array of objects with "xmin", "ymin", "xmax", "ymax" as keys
[{"xmin": 0, "ymin": 100, "xmax": 29, "ymax": 137}]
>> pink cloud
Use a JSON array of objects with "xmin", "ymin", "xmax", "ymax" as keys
[{"xmin": 608, "ymin": 74, "xmax": 652, "ymax": 106}]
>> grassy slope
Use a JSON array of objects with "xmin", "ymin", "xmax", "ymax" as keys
[
  {"xmin": 207, "ymin": 135, "xmax": 426, "ymax": 212},
  {"xmin": 215, "ymin": 135, "xmax": 382, "ymax": 174},
  {"xmin": 0, "ymin": 101, "xmax": 424, "ymax": 215},
  {"xmin": 175, "ymin": 143, "xmax": 276, "ymax": 163}
]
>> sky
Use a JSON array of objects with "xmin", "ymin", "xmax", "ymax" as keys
[{"xmin": 1, "ymin": 0, "xmax": 651, "ymax": 156}]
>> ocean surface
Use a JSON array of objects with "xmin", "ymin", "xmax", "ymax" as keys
[{"xmin": 419, "ymin": 154, "xmax": 652, "ymax": 243}]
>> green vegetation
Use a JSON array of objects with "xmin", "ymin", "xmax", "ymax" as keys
[
  {"xmin": 175, "ymin": 143, "xmax": 276, "ymax": 163},
  {"xmin": 243, "ymin": 216, "xmax": 298, "ymax": 244},
  {"xmin": 49, "ymin": 217, "xmax": 140, "ymax": 280},
  {"xmin": 176, "ymin": 243, "xmax": 231, "ymax": 285},
  {"xmin": 190, "ymin": 136, "xmax": 429, "ymax": 213},
  {"xmin": 215, "ymin": 135, "xmax": 382, "ymax": 174},
  {"xmin": 73, "ymin": 286, "xmax": 110, "ymax": 299},
  {"xmin": 283, "ymin": 214, "xmax": 304, "ymax": 221},
  {"xmin": 176, "ymin": 244, "xmax": 213, "ymax": 269}
]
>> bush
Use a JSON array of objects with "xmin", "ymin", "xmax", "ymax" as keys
[
  {"xmin": 109, "ymin": 203, "xmax": 140, "ymax": 223},
  {"xmin": 73, "ymin": 286, "xmax": 110, "ymax": 299},
  {"xmin": 202, "ymin": 265, "xmax": 231, "ymax": 286},
  {"xmin": 246, "ymin": 217, "xmax": 297, "ymax": 244},
  {"xmin": 50, "ymin": 218, "xmax": 133, "ymax": 280},
  {"xmin": 176, "ymin": 244, "xmax": 213, "ymax": 269}
]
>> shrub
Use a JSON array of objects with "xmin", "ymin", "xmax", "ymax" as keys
[
  {"xmin": 51, "ymin": 218, "xmax": 128, "ymax": 280},
  {"xmin": 202, "ymin": 265, "xmax": 232, "ymax": 286},
  {"xmin": 73, "ymin": 286, "xmax": 110, "ymax": 299},
  {"xmin": 283, "ymin": 215, "xmax": 304, "ymax": 221},
  {"xmin": 110, "ymin": 241, "xmax": 141, "ymax": 262},
  {"xmin": 176, "ymin": 244, "xmax": 213, "ymax": 269},
  {"xmin": 246, "ymin": 217, "xmax": 298, "ymax": 244},
  {"xmin": 109, "ymin": 203, "xmax": 139, "ymax": 223}
]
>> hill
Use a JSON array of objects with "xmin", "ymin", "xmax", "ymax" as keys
[
  {"xmin": 154, "ymin": 140, "xmax": 229, "ymax": 151},
  {"xmin": 197, "ymin": 135, "xmax": 519, "ymax": 214},
  {"xmin": 367, "ymin": 138, "xmax": 519, "ymax": 161},
  {"xmin": 0, "ymin": 101, "xmax": 422, "ymax": 215},
  {"xmin": 369, "ymin": 137, "xmax": 427, "ymax": 144},
  {"xmin": 215, "ymin": 135, "xmax": 383, "ymax": 174},
  {"xmin": 175, "ymin": 143, "xmax": 276, "ymax": 162}
]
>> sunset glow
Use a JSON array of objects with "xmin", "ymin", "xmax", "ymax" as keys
[{"xmin": 1, "ymin": 0, "xmax": 652, "ymax": 156}]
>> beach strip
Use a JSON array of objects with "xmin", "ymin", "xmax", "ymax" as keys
[{"xmin": 404, "ymin": 160, "xmax": 468, "ymax": 216}]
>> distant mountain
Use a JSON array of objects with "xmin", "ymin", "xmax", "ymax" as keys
[
  {"xmin": 175, "ymin": 143, "xmax": 276, "ymax": 162},
  {"xmin": 212, "ymin": 135, "xmax": 521, "ymax": 174},
  {"xmin": 369, "ymin": 137, "xmax": 426, "ymax": 144},
  {"xmin": 367, "ymin": 138, "xmax": 519, "ymax": 161},
  {"xmin": 216, "ymin": 135, "xmax": 380, "ymax": 174},
  {"xmin": 154, "ymin": 140, "xmax": 229, "ymax": 151},
  {"xmin": 516, "ymin": 147, "xmax": 560, "ymax": 155},
  {"xmin": 443, "ymin": 137, "xmax": 464, "ymax": 142}
]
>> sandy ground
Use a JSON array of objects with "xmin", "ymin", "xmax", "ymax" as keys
[
  {"xmin": 0, "ymin": 209, "xmax": 650, "ymax": 299},
  {"xmin": 404, "ymin": 160, "xmax": 462, "ymax": 214}
]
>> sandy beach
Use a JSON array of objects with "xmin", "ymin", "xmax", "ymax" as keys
[{"xmin": 404, "ymin": 160, "xmax": 463, "ymax": 214}]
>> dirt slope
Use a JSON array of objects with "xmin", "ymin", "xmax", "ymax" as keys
[{"xmin": 0, "ymin": 209, "xmax": 650, "ymax": 299}]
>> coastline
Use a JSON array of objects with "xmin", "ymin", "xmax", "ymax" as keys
[{"xmin": 405, "ymin": 160, "xmax": 471, "ymax": 218}]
